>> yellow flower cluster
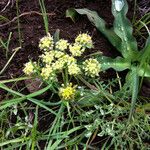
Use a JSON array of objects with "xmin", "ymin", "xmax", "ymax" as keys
[
  {"xmin": 39, "ymin": 34, "xmax": 54, "ymax": 51},
  {"xmin": 64, "ymin": 55, "xmax": 76, "ymax": 65},
  {"xmin": 41, "ymin": 65, "xmax": 53, "ymax": 80},
  {"xmin": 75, "ymin": 33, "xmax": 93, "ymax": 48},
  {"xmin": 69, "ymin": 43, "xmax": 85, "ymax": 57},
  {"xmin": 40, "ymin": 51, "xmax": 55, "ymax": 64},
  {"xmin": 52, "ymin": 59, "xmax": 65, "ymax": 71},
  {"xmin": 56, "ymin": 39, "xmax": 69, "ymax": 51},
  {"xmin": 54, "ymin": 51, "xmax": 65, "ymax": 58},
  {"xmin": 24, "ymin": 32, "xmax": 101, "ymax": 83},
  {"xmin": 23, "ymin": 62, "xmax": 35, "ymax": 75},
  {"xmin": 83, "ymin": 58, "xmax": 101, "ymax": 77},
  {"xmin": 59, "ymin": 83, "xmax": 76, "ymax": 100},
  {"xmin": 68, "ymin": 63, "xmax": 81, "ymax": 75}
]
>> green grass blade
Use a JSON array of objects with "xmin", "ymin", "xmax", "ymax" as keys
[
  {"xmin": 0, "ymin": 97, "xmax": 25, "ymax": 110},
  {"xmin": 39, "ymin": 0, "xmax": 49, "ymax": 34},
  {"xmin": 31, "ymin": 106, "xmax": 38, "ymax": 150},
  {"xmin": 0, "ymin": 15, "xmax": 9, "ymax": 22},
  {"xmin": 128, "ymin": 67, "xmax": 139, "ymax": 121},
  {"xmin": 0, "ymin": 76, "xmax": 31, "ymax": 84},
  {"xmin": 49, "ymin": 126, "xmax": 82, "ymax": 150},
  {"xmin": 0, "ymin": 137, "xmax": 30, "ymax": 147},
  {"xmin": 139, "ymin": 35, "xmax": 150, "ymax": 65},
  {"xmin": 0, "ymin": 83, "xmax": 58, "ymax": 116},
  {"xmin": 0, "ymin": 47, "xmax": 21, "ymax": 75}
]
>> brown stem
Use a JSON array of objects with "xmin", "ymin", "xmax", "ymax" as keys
[{"xmin": 0, "ymin": 11, "xmax": 55, "ymax": 27}]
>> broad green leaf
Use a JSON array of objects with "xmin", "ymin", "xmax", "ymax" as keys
[
  {"xmin": 74, "ymin": 8, "xmax": 122, "ymax": 51},
  {"xmin": 111, "ymin": 0, "xmax": 138, "ymax": 60},
  {"xmin": 97, "ymin": 56, "xmax": 130, "ymax": 71}
]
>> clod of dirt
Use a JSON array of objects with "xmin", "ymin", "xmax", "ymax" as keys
[{"xmin": 24, "ymin": 78, "xmax": 47, "ymax": 97}]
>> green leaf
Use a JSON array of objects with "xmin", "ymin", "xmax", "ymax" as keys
[
  {"xmin": 111, "ymin": 0, "xmax": 138, "ymax": 60},
  {"xmin": 74, "ymin": 8, "xmax": 122, "ymax": 51},
  {"xmin": 76, "ymin": 93, "xmax": 101, "ymax": 107},
  {"xmin": 127, "ymin": 67, "xmax": 139, "ymax": 121},
  {"xmin": 139, "ymin": 35, "xmax": 150, "ymax": 64},
  {"xmin": 53, "ymin": 29, "xmax": 60, "ymax": 43},
  {"xmin": 138, "ymin": 64, "xmax": 150, "ymax": 77},
  {"xmin": 97, "ymin": 56, "xmax": 130, "ymax": 71},
  {"xmin": 66, "ymin": 8, "xmax": 78, "ymax": 22}
]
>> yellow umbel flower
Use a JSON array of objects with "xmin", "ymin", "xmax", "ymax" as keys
[
  {"xmin": 41, "ymin": 65, "xmax": 53, "ymax": 80},
  {"xmin": 52, "ymin": 59, "xmax": 65, "ymax": 71},
  {"xmin": 59, "ymin": 54, "xmax": 76, "ymax": 65},
  {"xmin": 59, "ymin": 83, "xmax": 76, "ymax": 100},
  {"xmin": 68, "ymin": 63, "xmax": 81, "ymax": 75},
  {"xmin": 69, "ymin": 43, "xmax": 85, "ymax": 57},
  {"xmin": 23, "ymin": 61, "xmax": 35, "ymax": 75},
  {"xmin": 54, "ymin": 51, "xmax": 65, "ymax": 58},
  {"xmin": 40, "ymin": 51, "xmax": 55, "ymax": 64},
  {"xmin": 39, "ymin": 34, "xmax": 54, "ymax": 51},
  {"xmin": 75, "ymin": 33, "xmax": 93, "ymax": 48},
  {"xmin": 66, "ymin": 56, "xmax": 77, "ymax": 65},
  {"xmin": 83, "ymin": 58, "xmax": 101, "ymax": 77},
  {"xmin": 55, "ymin": 39, "xmax": 69, "ymax": 51}
]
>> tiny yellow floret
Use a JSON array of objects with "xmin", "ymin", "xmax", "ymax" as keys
[
  {"xmin": 56, "ymin": 39, "xmax": 69, "ymax": 51},
  {"xmin": 83, "ymin": 58, "xmax": 101, "ymax": 77},
  {"xmin": 59, "ymin": 54, "xmax": 77, "ymax": 65},
  {"xmin": 23, "ymin": 61, "xmax": 35, "ymax": 75},
  {"xmin": 52, "ymin": 59, "xmax": 65, "ymax": 71},
  {"xmin": 41, "ymin": 65, "xmax": 53, "ymax": 80},
  {"xmin": 54, "ymin": 51, "xmax": 65, "ymax": 58},
  {"xmin": 59, "ymin": 83, "xmax": 76, "ymax": 100},
  {"xmin": 68, "ymin": 63, "xmax": 81, "ymax": 75},
  {"xmin": 40, "ymin": 51, "xmax": 55, "ymax": 64},
  {"xmin": 75, "ymin": 33, "xmax": 93, "ymax": 48},
  {"xmin": 66, "ymin": 56, "xmax": 77, "ymax": 65},
  {"xmin": 69, "ymin": 43, "xmax": 85, "ymax": 57},
  {"xmin": 39, "ymin": 34, "xmax": 54, "ymax": 51}
]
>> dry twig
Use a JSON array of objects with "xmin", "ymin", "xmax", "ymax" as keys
[{"xmin": 0, "ymin": 11, "xmax": 55, "ymax": 27}]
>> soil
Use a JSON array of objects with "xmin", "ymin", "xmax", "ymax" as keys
[{"xmin": 0, "ymin": 0, "xmax": 150, "ymax": 148}]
